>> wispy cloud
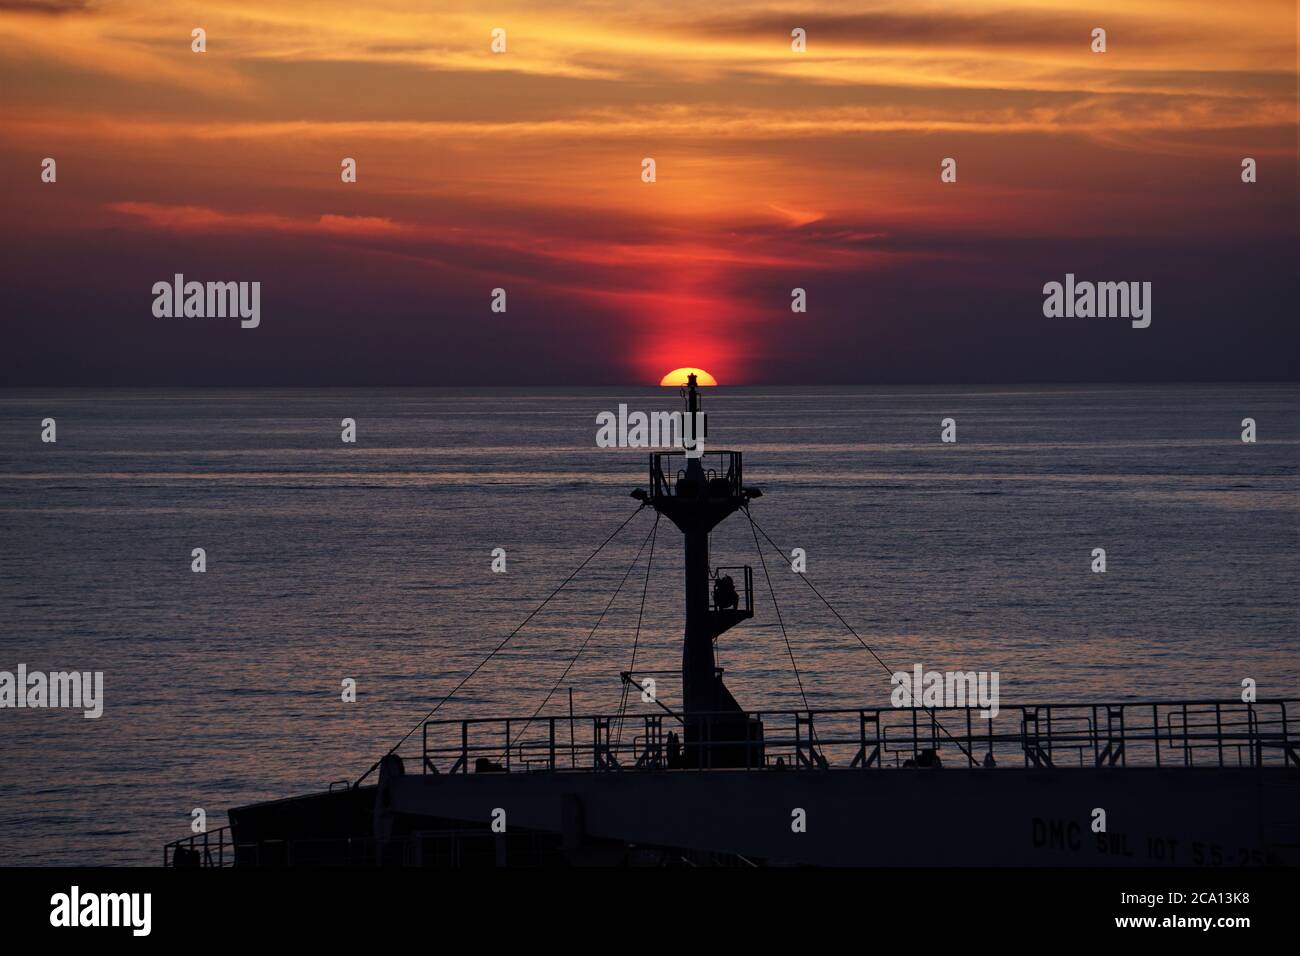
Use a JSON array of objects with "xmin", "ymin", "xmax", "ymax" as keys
[{"xmin": 1, "ymin": 0, "xmax": 1295, "ymax": 384}]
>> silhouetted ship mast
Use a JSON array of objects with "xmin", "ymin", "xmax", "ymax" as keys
[{"xmin": 167, "ymin": 376, "xmax": 1299, "ymax": 867}]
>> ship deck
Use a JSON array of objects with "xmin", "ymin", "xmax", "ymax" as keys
[{"xmin": 167, "ymin": 698, "xmax": 1299, "ymax": 867}]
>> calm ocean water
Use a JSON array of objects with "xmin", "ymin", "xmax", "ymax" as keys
[{"xmin": 0, "ymin": 385, "xmax": 1297, "ymax": 864}]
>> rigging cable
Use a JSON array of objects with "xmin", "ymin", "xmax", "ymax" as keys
[
  {"xmin": 743, "ymin": 505, "xmax": 975, "ymax": 765},
  {"xmin": 745, "ymin": 508, "xmax": 810, "ymax": 712},
  {"xmin": 353, "ymin": 502, "xmax": 648, "ymax": 788},
  {"xmin": 505, "ymin": 510, "xmax": 661, "ymax": 760},
  {"xmin": 614, "ymin": 512, "xmax": 659, "ymax": 751}
]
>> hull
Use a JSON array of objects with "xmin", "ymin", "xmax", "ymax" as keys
[{"xmin": 224, "ymin": 765, "xmax": 1299, "ymax": 867}]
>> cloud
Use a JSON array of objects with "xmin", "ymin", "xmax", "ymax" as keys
[
  {"xmin": 0, "ymin": 0, "xmax": 92, "ymax": 14},
  {"xmin": 1, "ymin": 0, "xmax": 1295, "ymax": 385},
  {"xmin": 108, "ymin": 202, "xmax": 414, "ymax": 238}
]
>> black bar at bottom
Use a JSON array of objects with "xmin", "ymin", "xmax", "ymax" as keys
[{"xmin": 0, "ymin": 865, "xmax": 1286, "ymax": 942}]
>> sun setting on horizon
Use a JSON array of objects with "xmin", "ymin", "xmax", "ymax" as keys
[{"xmin": 659, "ymin": 367, "xmax": 718, "ymax": 387}]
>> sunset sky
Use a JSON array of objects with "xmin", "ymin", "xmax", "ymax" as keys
[{"xmin": 1, "ymin": 0, "xmax": 1296, "ymax": 385}]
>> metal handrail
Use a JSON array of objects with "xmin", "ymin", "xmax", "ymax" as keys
[
  {"xmin": 419, "ymin": 699, "xmax": 1299, "ymax": 776},
  {"xmin": 709, "ymin": 565, "xmax": 753, "ymax": 615},
  {"xmin": 163, "ymin": 825, "xmax": 233, "ymax": 867},
  {"xmin": 649, "ymin": 450, "xmax": 742, "ymax": 499}
]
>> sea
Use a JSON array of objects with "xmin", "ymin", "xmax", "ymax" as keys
[{"xmin": 0, "ymin": 384, "xmax": 1296, "ymax": 863}]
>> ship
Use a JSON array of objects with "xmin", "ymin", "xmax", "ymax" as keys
[{"xmin": 165, "ymin": 374, "xmax": 1299, "ymax": 867}]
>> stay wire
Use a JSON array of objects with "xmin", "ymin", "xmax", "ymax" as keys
[
  {"xmin": 615, "ymin": 512, "xmax": 660, "ymax": 750},
  {"xmin": 354, "ymin": 503, "xmax": 648, "ymax": 787},
  {"xmin": 743, "ymin": 506, "xmax": 975, "ymax": 764},
  {"xmin": 745, "ymin": 508, "xmax": 810, "ymax": 712},
  {"xmin": 505, "ymin": 510, "xmax": 661, "ymax": 759}
]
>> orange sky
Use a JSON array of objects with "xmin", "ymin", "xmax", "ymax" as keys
[{"xmin": 1, "ymin": 0, "xmax": 1296, "ymax": 384}]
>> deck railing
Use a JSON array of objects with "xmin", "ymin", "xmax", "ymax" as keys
[
  {"xmin": 163, "ymin": 825, "xmax": 234, "ymax": 867},
  {"xmin": 419, "ymin": 699, "xmax": 1299, "ymax": 775}
]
